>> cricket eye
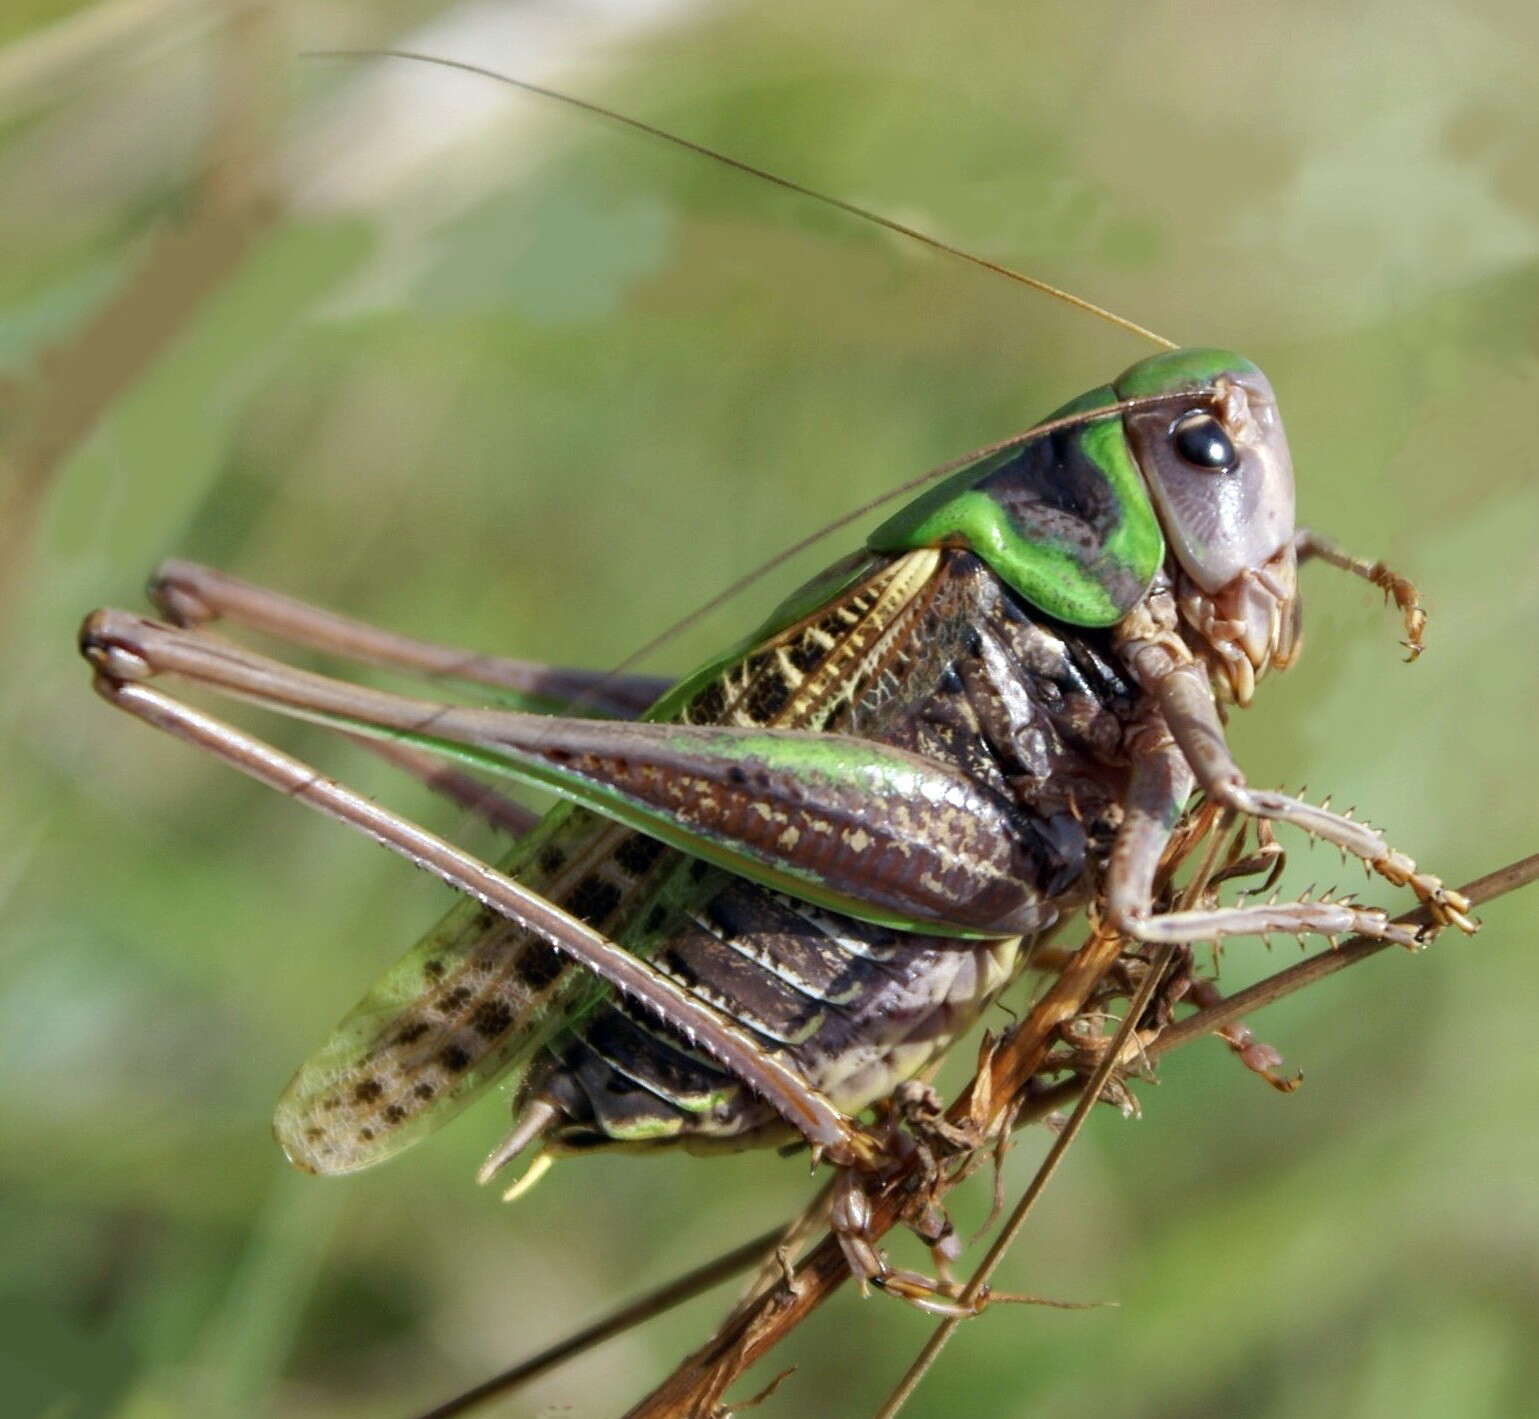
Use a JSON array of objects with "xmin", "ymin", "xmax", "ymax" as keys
[{"xmin": 1170, "ymin": 411, "xmax": 1236, "ymax": 473}]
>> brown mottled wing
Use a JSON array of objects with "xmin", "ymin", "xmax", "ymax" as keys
[{"xmin": 272, "ymin": 806, "xmax": 626, "ymax": 1174}]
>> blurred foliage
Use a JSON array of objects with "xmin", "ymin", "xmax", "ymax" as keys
[{"xmin": 1, "ymin": 2, "xmax": 1536, "ymax": 1417}]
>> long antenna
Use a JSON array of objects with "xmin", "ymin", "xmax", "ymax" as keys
[{"xmin": 307, "ymin": 49, "xmax": 1177, "ymax": 351}]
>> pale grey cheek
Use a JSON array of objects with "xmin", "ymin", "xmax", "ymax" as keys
[
  {"xmin": 1202, "ymin": 471, "xmax": 1253, "ymax": 549},
  {"xmin": 1160, "ymin": 468, "xmax": 1249, "ymax": 587},
  {"xmin": 1180, "ymin": 446, "xmax": 1297, "ymax": 592}
]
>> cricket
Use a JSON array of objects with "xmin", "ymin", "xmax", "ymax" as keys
[{"xmin": 66, "ymin": 41, "xmax": 1531, "ymax": 1419}]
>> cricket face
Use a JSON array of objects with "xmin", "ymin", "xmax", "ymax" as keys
[{"xmin": 1118, "ymin": 351, "xmax": 1301, "ymax": 703}]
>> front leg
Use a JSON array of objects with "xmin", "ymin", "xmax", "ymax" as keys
[
  {"xmin": 1105, "ymin": 718, "xmax": 1423, "ymax": 949},
  {"xmin": 1295, "ymin": 529, "xmax": 1426, "ymax": 660},
  {"xmin": 1153, "ymin": 663, "xmax": 1474, "ymax": 934},
  {"xmin": 1113, "ymin": 595, "xmax": 1475, "ymax": 939}
]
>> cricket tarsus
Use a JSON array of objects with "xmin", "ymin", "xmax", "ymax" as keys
[{"xmin": 1295, "ymin": 528, "xmax": 1426, "ymax": 659}]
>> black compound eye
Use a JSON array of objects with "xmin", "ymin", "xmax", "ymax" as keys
[{"xmin": 1170, "ymin": 411, "xmax": 1236, "ymax": 472}]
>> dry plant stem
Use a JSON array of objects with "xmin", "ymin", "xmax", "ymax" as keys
[
  {"xmin": 622, "ymin": 851, "xmax": 1536, "ymax": 1419},
  {"xmin": 1135, "ymin": 850, "xmax": 1536, "ymax": 1062},
  {"xmin": 1011, "ymin": 850, "xmax": 1538, "ymax": 1136},
  {"xmin": 411, "ymin": 1227, "xmax": 786, "ymax": 1419},
  {"xmin": 0, "ymin": 2, "xmax": 280, "ymax": 621},
  {"xmin": 872, "ymin": 818, "xmax": 1236, "ymax": 1417},
  {"xmin": 621, "ymin": 922, "xmax": 1132, "ymax": 1419},
  {"xmin": 872, "ymin": 941, "xmax": 1178, "ymax": 1419}
]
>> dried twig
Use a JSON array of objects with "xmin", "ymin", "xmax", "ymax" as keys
[
  {"xmin": 869, "ymin": 814, "xmax": 1242, "ymax": 1418},
  {"xmin": 1015, "ymin": 851, "xmax": 1539, "ymax": 1130},
  {"xmin": 412, "ymin": 1227, "xmax": 788, "ymax": 1419},
  {"xmin": 615, "ymin": 850, "xmax": 1536, "ymax": 1419}
]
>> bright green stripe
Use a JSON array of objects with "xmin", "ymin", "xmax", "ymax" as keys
[
  {"xmin": 1113, "ymin": 346, "xmax": 1259, "ymax": 398},
  {"xmin": 1080, "ymin": 414, "xmax": 1165, "ymax": 597}
]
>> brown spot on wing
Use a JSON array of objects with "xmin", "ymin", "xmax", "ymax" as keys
[
  {"xmin": 472, "ymin": 999, "xmax": 515, "ymax": 1038},
  {"xmin": 613, "ymin": 833, "xmax": 667, "ymax": 875},
  {"xmin": 518, "ymin": 941, "xmax": 564, "ymax": 989},
  {"xmin": 568, "ymin": 875, "xmax": 623, "ymax": 926}
]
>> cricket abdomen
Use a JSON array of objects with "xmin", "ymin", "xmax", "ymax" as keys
[{"xmin": 531, "ymin": 879, "xmax": 1022, "ymax": 1151}]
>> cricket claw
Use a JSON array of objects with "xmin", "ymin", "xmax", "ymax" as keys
[
  {"xmin": 147, "ymin": 560, "xmax": 218, "ymax": 626},
  {"xmin": 79, "ymin": 610, "xmax": 155, "ymax": 683},
  {"xmin": 870, "ymin": 1270, "xmax": 988, "ymax": 1318}
]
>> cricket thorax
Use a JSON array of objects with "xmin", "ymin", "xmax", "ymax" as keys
[{"xmin": 527, "ymin": 548, "xmax": 1146, "ymax": 1153}]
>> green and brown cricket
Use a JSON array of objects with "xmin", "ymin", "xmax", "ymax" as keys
[{"xmin": 78, "ymin": 54, "xmax": 1476, "ymax": 1315}]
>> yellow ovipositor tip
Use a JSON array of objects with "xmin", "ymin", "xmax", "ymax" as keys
[{"xmin": 501, "ymin": 1151, "xmax": 554, "ymax": 1204}]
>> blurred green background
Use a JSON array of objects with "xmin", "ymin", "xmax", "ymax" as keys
[{"xmin": 3, "ymin": 2, "xmax": 1536, "ymax": 1416}]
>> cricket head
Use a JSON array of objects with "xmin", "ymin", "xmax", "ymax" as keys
[
  {"xmin": 1115, "ymin": 348, "xmax": 1302, "ymax": 705},
  {"xmin": 865, "ymin": 345, "xmax": 1301, "ymax": 703}
]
